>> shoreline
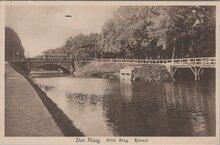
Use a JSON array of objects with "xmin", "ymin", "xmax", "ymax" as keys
[
  {"xmin": 9, "ymin": 62, "xmax": 84, "ymax": 136},
  {"xmin": 74, "ymin": 62, "xmax": 173, "ymax": 82}
]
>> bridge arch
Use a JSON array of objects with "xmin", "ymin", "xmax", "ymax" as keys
[{"xmin": 31, "ymin": 63, "xmax": 72, "ymax": 74}]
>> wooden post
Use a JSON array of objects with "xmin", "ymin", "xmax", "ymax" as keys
[
  {"xmin": 197, "ymin": 67, "xmax": 202, "ymax": 81},
  {"xmin": 169, "ymin": 67, "xmax": 177, "ymax": 79},
  {"xmin": 173, "ymin": 67, "xmax": 177, "ymax": 78},
  {"xmin": 189, "ymin": 67, "xmax": 198, "ymax": 81},
  {"xmin": 170, "ymin": 67, "xmax": 173, "ymax": 78},
  {"xmin": 194, "ymin": 67, "xmax": 197, "ymax": 81}
]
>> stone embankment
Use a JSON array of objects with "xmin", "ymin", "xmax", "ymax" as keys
[
  {"xmin": 74, "ymin": 62, "xmax": 172, "ymax": 82},
  {"xmin": 5, "ymin": 62, "xmax": 84, "ymax": 136}
]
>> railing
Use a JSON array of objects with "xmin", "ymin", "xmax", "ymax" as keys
[
  {"xmin": 12, "ymin": 57, "xmax": 216, "ymax": 66},
  {"xmin": 26, "ymin": 57, "xmax": 94, "ymax": 62},
  {"xmin": 92, "ymin": 57, "xmax": 216, "ymax": 66},
  {"xmin": 170, "ymin": 57, "xmax": 216, "ymax": 65},
  {"xmin": 25, "ymin": 58, "xmax": 74, "ymax": 62}
]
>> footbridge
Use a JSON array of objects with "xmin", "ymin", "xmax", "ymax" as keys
[
  {"xmin": 11, "ymin": 57, "xmax": 216, "ymax": 80},
  {"xmin": 93, "ymin": 57, "xmax": 216, "ymax": 81}
]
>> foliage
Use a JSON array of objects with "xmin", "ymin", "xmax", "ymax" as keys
[
  {"xmin": 43, "ymin": 33, "xmax": 99, "ymax": 60},
  {"xmin": 5, "ymin": 27, "xmax": 25, "ymax": 60},
  {"xmin": 98, "ymin": 6, "xmax": 215, "ymax": 59},
  {"xmin": 46, "ymin": 6, "xmax": 215, "ymax": 59}
]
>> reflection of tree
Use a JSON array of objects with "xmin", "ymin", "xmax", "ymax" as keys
[
  {"xmin": 102, "ymin": 82, "xmax": 169, "ymax": 136},
  {"xmin": 162, "ymin": 82, "xmax": 209, "ymax": 112},
  {"xmin": 162, "ymin": 82, "xmax": 215, "ymax": 136},
  {"xmin": 102, "ymin": 81, "xmax": 215, "ymax": 136}
]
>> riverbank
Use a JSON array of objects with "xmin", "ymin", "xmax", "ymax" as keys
[
  {"xmin": 5, "ymin": 62, "xmax": 62, "ymax": 136},
  {"xmin": 74, "ymin": 62, "xmax": 172, "ymax": 82},
  {"xmin": 6, "ymin": 62, "xmax": 84, "ymax": 136}
]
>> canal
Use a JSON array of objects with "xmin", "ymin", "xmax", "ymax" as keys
[{"xmin": 31, "ymin": 74, "xmax": 215, "ymax": 136}]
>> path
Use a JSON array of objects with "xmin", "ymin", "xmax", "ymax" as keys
[{"xmin": 5, "ymin": 62, "xmax": 63, "ymax": 136}]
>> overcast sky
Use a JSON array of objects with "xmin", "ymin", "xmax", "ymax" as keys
[{"xmin": 6, "ymin": 5, "xmax": 117, "ymax": 57}]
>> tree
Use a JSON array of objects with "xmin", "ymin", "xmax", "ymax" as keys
[
  {"xmin": 5, "ymin": 27, "xmax": 25, "ymax": 61},
  {"xmin": 149, "ymin": 6, "xmax": 215, "ymax": 58},
  {"xmin": 46, "ymin": 6, "xmax": 215, "ymax": 60},
  {"xmin": 98, "ymin": 6, "xmax": 215, "ymax": 59},
  {"xmin": 44, "ymin": 33, "xmax": 99, "ymax": 60}
]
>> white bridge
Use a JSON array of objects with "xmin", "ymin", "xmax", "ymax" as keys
[
  {"xmin": 91, "ymin": 57, "xmax": 216, "ymax": 66},
  {"xmin": 14, "ymin": 57, "xmax": 216, "ymax": 81},
  {"xmin": 79, "ymin": 57, "xmax": 216, "ymax": 81}
]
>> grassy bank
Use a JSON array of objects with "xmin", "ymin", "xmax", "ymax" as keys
[
  {"xmin": 74, "ymin": 62, "xmax": 172, "ymax": 82},
  {"xmin": 9, "ymin": 62, "xmax": 84, "ymax": 136}
]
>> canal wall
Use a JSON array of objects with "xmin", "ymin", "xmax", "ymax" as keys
[
  {"xmin": 8, "ymin": 62, "xmax": 84, "ymax": 136},
  {"xmin": 74, "ymin": 62, "xmax": 172, "ymax": 82}
]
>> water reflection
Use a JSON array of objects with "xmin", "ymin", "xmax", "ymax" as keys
[
  {"xmin": 120, "ymin": 80, "xmax": 133, "ymax": 103},
  {"xmin": 34, "ymin": 76, "xmax": 215, "ymax": 136}
]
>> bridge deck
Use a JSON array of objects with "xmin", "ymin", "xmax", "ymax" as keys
[
  {"xmin": 10, "ymin": 57, "xmax": 216, "ymax": 81},
  {"xmin": 93, "ymin": 57, "xmax": 216, "ymax": 66},
  {"xmin": 12, "ymin": 57, "xmax": 216, "ymax": 68}
]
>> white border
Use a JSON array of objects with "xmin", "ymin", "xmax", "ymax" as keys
[{"xmin": 0, "ymin": 1, "xmax": 219, "ymax": 144}]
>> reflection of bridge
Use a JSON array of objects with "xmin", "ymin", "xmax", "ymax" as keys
[{"xmin": 11, "ymin": 57, "xmax": 216, "ymax": 80}]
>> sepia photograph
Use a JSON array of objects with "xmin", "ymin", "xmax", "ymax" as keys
[{"xmin": 0, "ymin": 1, "xmax": 219, "ymax": 144}]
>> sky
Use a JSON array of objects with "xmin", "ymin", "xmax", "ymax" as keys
[{"xmin": 6, "ymin": 5, "xmax": 117, "ymax": 57}]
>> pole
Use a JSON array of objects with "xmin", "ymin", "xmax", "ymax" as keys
[
  {"xmin": 182, "ymin": 45, "xmax": 183, "ymax": 58},
  {"xmin": 75, "ymin": 52, "xmax": 77, "ymax": 61},
  {"xmin": 17, "ymin": 51, "xmax": 19, "ymax": 61},
  {"xmin": 172, "ymin": 37, "xmax": 176, "ymax": 61},
  {"xmin": 28, "ymin": 48, "xmax": 29, "ymax": 59},
  {"xmin": 95, "ymin": 47, "xmax": 97, "ymax": 59},
  {"xmin": 12, "ymin": 36, "xmax": 14, "ymax": 61}
]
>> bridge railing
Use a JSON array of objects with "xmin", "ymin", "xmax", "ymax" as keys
[
  {"xmin": 92, "ymin": 57, "xmax": 216, "ymax": 65},
  {"xmin": 93, "ymin": 58, "xmax": 173, "ymax": 64},
  {"xmin": 171, "ymin": 57, "xmax": 216, "ymax": 65},
  {"xmin": 26, "ymin": 57, "xmax": 74, "ymax": 62},
  {"xmin": 18, "ymin": 57, "xmax": 216, "ymax": 66}
]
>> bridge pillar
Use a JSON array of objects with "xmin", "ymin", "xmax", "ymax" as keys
[
  {"xmin": 170, "ymin": 67, "xmax": 177, "ymax": 79},
  {"xmin": 165, "ymin": 64, "xmax": 177, "ymax": 80},
  {"xmin": 189, "ymin": 67, "xmax": 202, "ymax": 81}
]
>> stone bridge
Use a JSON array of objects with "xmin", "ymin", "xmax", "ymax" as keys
[
  {"xmin": 27, "ymin": 61, "xmax": 75, "ymax": 74},
  {"xmin": 11, "ymin": 60, "xmax": 75, "ymax": 74}
]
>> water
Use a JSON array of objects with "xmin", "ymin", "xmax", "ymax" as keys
[{"xmin": 32, "ymin": 75, "xmax": 215, "ymax": 136}]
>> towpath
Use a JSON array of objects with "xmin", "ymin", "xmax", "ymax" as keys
[{"xmin": 5, "ymin": 62, "xmax": 63, "ymax": 136}]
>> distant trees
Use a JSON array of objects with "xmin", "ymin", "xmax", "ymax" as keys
[
  {"xmin": 44, "ymin": 33, "xmax": 99, "ymax": 60},
  {"xmin": 5, "ymin": 27, "xmax": 25, "ymax": 61},
  {"xmin": 46, "ymin": 6, "xmax": 215, "ymax": 60}
]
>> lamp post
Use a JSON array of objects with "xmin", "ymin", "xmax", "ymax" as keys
[{"xmin": 65, "ymin": 14, "xmax": 73, "ymax": 60}]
